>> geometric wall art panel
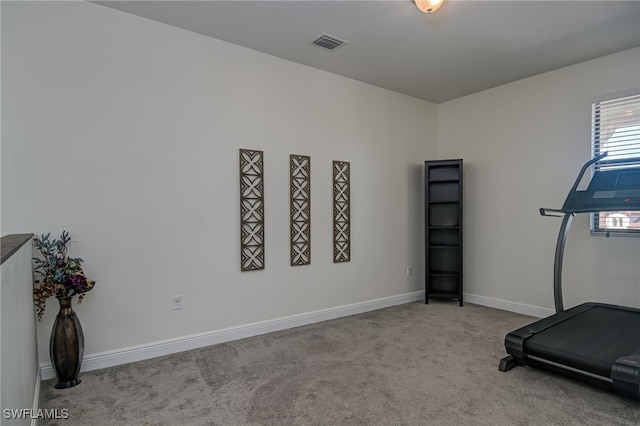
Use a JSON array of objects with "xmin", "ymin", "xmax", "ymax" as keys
[
  {"xmin": 239, "ymin": 149, "xmax": 265, "ymax": 271},
  {"xmin": 332, "ymin": 160, "xmax": 351, "ymax": 263},
  {"xmin": 290, "ymin": 154, "xmax": 311, "ymax": 266}
]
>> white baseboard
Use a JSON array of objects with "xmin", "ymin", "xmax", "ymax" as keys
[
  {"xmin": 39, "ymin": 291, "xmax": 553, "ymax": 380},
  {"xmin": 31, "ymin": 367, "xmax": 41, "ymax": 426},
  {"xmin": 40, "ymin": 291, "xmax": 425, "ymax": 380},
  {"xmin": 464, "ymin": 292, "xmax": 554, "ymax": 318}
]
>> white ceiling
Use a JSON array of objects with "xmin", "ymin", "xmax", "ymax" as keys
[{"xmin": 94, "ymin": 0, "xmax": 640, "ymax": 103}]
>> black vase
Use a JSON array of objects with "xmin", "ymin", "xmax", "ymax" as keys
[{"xmin": 50, "ymin": 296, "xmax": 84, "ymax": 389}]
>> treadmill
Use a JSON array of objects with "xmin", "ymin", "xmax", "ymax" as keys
[{"xmin": 499, "ymin": 153, "xmax": 640, "ymax": 401}]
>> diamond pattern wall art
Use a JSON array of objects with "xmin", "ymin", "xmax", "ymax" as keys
[
  {"xmin": 290, "ymin": 155, "xmax": 311, "ymax": 266},
  {"xmin": 239, "ymin": 149, "xmax": 265, "ymax": 271},
  {"xmin": 332, "ymin": 160, "xmax": 351, "ymax": 263}
]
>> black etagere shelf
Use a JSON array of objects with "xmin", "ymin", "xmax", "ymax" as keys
[{"xmin": 425, "ymin": 159, "xmax": 463, "ymax": 306}]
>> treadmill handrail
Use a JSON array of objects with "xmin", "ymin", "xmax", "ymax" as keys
[{"xmin": 540, "ymin": 208, "xmax": 565, "ymax": 217}]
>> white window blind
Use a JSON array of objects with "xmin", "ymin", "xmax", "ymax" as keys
[{"xmin": 591, "ymin": 93, "xmax": 640, "ymax": 235}]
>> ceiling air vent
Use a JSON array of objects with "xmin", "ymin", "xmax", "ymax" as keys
[{"xmin": 308, "ymin": 33, "xmax": 348, "ymax": 51}]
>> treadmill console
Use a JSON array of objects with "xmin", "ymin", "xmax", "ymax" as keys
[{"xmin": 563, "ymin": 168, "xmax": 640, "ymax": 213}]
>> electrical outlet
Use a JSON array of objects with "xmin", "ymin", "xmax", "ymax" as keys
[
  {"xmin": 406, "ymin": 265, "xmax": 413, "ymax": 276},
  {"xmin": 172, "ymin": 295, "xmax": 183, "ymax": 310}
]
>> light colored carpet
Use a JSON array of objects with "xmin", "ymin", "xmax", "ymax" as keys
[{"xmin": 39, "ymin": 301, "xmax": 639, "ymax": 425}]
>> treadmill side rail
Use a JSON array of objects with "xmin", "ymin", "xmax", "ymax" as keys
[{"xmin": 612, "ymin": 353, "xmax": 640, "ymax": 402}]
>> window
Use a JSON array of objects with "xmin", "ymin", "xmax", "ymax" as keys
[{"xmin": 591, "ymin": 92, "xmax": 640, "ymax": 235}]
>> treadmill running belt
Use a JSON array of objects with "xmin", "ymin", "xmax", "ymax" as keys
[{"xmin": 525, "ymin": 306, "xmax": 640, "ymax": 378}]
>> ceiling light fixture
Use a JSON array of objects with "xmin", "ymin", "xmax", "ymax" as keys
[{"xmin": 414, "ymin": 0, "xmax": 444, "ymax": 14}]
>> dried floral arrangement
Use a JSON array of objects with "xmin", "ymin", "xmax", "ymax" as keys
[{"xmin": 33, "ymin": 231, "xmax": 95, "ymax": 320}]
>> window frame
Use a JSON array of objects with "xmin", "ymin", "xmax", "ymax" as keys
[{"xmin": 590, "ymin": 91, "xmax": 640, "ymax": 237}]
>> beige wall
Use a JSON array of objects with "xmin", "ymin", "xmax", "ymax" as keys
[
  {"xmin": 437, "ymin": 47, "xmax": 640, "ymax": 311},
  {"xmin": 1, "ymin": 1, "xmax": 437, "ymax": 366}
]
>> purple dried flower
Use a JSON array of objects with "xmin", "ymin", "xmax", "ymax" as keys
[{"xmin": 65, "ymin": 273, "xmax": 89, "ymax": 293}]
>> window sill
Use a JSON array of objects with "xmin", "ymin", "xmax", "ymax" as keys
[{"xmin": 590, "ymin": 230, "xmax": 640, "ymax": 238}]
